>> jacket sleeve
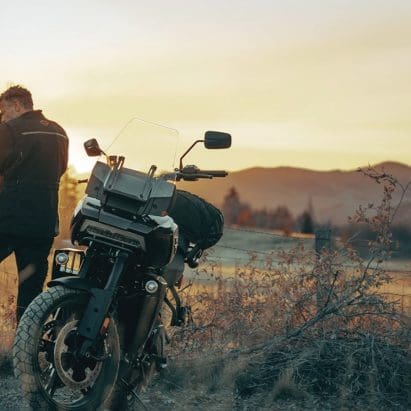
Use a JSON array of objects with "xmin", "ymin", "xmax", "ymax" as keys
[
  {"xmin": 60, "ymin": 132, "xmax": 69, "ymax": 177},
  {"xmin": 0, "ymin": 123, "xmax": 15, "ymax": 174}
]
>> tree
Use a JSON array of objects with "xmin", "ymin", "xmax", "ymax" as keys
[
  {"xmin": 221, "ymin": 187, "xmax": 255, "ymax": 226},
  {"xmin": 297, "ymin": 198, "xmax": 315, "ymax": 234},
  {"xmin": 268, "ymin": 206, "xmax": 294, "ymax": 233},
  {"xmin": 298, "ymin": 210, "xmax": 314, "ymax": 233}
]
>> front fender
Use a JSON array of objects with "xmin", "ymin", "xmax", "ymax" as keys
[{"xmin": 47, "ymin": 276, "xmax": 96, "ymax": 295}]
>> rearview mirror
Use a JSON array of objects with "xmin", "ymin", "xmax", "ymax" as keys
[
  {"xmin": 84, "ymin": 139, "xmax": 104, "ymax": 157},
  {"xmin": 204, "ymin": 131, "xmax": 231, "ymax": 149}
]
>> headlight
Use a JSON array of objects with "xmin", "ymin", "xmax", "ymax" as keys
[
  {"xmin": 80, "ymin": 220, "xmax": 146, "ymax": 250},
  {"xmin": 145, "ymin": 280, "xmax": 159, "ymax": 294}
]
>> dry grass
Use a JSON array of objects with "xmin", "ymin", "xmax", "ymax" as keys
[
  {"xmin": 157, "ymin": 245, "xmax": 411, "ymax": 410},
  {"xmin": 0, "ymin": 236, "xmax": 410, "ymax": 409}
]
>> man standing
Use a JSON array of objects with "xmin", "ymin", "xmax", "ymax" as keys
[{"xmin": 0, "ymin": 85, "xmax": 68, "ymax": 321}]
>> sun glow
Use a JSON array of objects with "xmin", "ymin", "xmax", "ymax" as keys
[{"xmin": 68, "ymin": 131, "xmax": 98, "ymax": 175}]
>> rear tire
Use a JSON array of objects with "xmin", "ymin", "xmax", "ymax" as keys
[{"xmin": 13, "ymin": 285, "xmax": 120, "ymax": 410}]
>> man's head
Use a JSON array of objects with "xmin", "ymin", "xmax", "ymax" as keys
[{"xmin": 0, "ymin": 85, "xmax": 33, "ymax": 122}]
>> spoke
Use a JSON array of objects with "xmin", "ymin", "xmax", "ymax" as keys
[
  {"xmin": 43, "ymin": 364, "xmax": 58, "ymax": 398},
  {"xmin": 52, "ymin": 307, "xmax": 62, "ymax": 321}
]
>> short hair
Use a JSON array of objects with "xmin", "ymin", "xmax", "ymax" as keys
[{"xmin": 0, "ymin": 85, "xmax": 33, "ymax": 109}]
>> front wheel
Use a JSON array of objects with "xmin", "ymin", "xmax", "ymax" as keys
[{"xmin": 13, "ymin": 285, "xmax": 120, "ymax": 411}]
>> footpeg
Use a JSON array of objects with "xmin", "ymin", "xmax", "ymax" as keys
[
  {"xmin": 177, "ymin": 305, "xmax": 190, "ymax": 324},
  {"xmin": 171, "ymin": 305, "xmax": 191, "ymax": 326}
]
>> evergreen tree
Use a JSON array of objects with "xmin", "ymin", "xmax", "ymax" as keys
[
  {"xmin": 299, "ymin": 210, "xmax": 314, "ymax": 234},
  {"xmin": 222, "ymin": 187, "xmax": 242, "ymax": 225}
]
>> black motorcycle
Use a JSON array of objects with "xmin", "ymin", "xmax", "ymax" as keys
[{"xmin": 13, "ymin": 119, "xmax": 231, "ymax": 410}]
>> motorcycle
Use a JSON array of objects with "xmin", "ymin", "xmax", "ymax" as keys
[{"xmin": 13, "ymin": 118, "xmax": 231, "ymax": 410}]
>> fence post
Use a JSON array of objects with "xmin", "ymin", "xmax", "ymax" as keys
[{"xmin": 315, "ymin": 229, "xmax": 332, "ymax": 311}]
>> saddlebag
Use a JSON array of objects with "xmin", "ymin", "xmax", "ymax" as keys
[{"xmin": 168, "ymin": 190, "xmax": 224, "ymax": 250}]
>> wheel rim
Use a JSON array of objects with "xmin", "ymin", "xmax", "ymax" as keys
[
  {"xmin": 53, "ymin": 320, "xmax": 103, "ymax": 390},
  {"xmin": 34, "ymin": 296, "xmax": 119, "ymax": 408}
]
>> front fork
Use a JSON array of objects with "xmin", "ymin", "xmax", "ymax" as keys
[
  {"xmin": 77, "ymin": 250, "xmax": 130, "ymax": 356},
  {"xmin": 76, "ymin": 250, "xmax": 168, "ymax": 363}
]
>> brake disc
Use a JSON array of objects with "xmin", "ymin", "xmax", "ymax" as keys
[{"xmin": 53, "ymin": 320, "xmax": 102, "ymax": 390}]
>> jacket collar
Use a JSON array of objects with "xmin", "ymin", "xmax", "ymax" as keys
[{"xmin": 17, "ymin": 110, "xmax": 44, "ymax": 120}]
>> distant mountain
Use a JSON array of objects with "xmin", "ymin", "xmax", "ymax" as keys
[{"xmin": 177, "ymin": 161, "xmax": 411, "ymax": 226}]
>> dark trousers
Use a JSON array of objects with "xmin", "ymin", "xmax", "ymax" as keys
[{"xmin": 0, "ymin": 235, "xmax": 53, "ymax": 321}]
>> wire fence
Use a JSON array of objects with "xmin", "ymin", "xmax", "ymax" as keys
[
  {"xmin": 0, "ymin": 225, "xmax": 410, "ymax": 348},
  {"xmin": 201, "ymin": 227, "xmax": 411, "ymax": 311}
]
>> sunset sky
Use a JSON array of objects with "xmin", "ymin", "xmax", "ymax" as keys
[{"xmin": 1, "ymin": 0, "xmax": 411, "ymax": 173}]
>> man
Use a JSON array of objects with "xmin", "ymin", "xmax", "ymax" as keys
[{"xmin": 0, "ymin": 85, "xmax": 68, "ymax": 321}]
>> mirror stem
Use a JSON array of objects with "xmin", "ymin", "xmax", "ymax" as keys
[{"xmin": 178, "ymin": 139, "xmax": 203, "ymax": 169}]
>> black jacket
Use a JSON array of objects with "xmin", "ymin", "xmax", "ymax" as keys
[{"xmin": 0, "ymin": 110, "xmax": 68, "ymax": 237}]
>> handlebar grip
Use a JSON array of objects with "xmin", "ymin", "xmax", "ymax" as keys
[
  {"xmin": 198, "ymin": 170, "xmax": 228, "ymax": 177},
  {"xmin": 185, "ymin": 244, "xmax": 203, "ymax": 268},
  {"xmin": 179, "ymin": 173, "xmax": 206, "ymax": 181}
]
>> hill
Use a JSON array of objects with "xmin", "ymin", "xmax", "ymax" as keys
[{"xmin": 177, "ymin": 161, "xmax": 411, "ymax": 226}]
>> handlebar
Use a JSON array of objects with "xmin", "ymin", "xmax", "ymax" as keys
[
  {"xmin": 196, "ymin": 170, "xmax": 228, "ymax": 177},
  {"xmin": 177, "ymin": 165, "xmax": 228, "ymax": 181}
]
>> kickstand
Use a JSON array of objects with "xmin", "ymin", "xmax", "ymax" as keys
[{"xmin": 120, "ymin": 378, "xmax": 150, "ymax": 411}]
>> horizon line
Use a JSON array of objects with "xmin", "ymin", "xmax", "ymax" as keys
[{"xmin": 67, "ymin": 159, "xmax": 411, "ymax": 176}]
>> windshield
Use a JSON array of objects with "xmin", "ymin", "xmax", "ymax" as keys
[{"xmin": 96, "ymin": 117, "xmax": 179, "ymax": 178}]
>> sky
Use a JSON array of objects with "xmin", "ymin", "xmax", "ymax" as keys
[{"xmin": 1, "ymin": 0, "xmax": 411, "ymax": 173}]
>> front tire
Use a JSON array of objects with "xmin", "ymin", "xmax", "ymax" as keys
[{"xmin": 13, "ymin": 285, "xmax": 120, "ymax": 410}]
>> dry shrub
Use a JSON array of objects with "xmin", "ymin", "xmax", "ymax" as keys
[
  {"xmin": 168, "ymin": 250, "xmax": 290, "ymax": 352},
  {"xmin": 163, "ymin": 168, "xmax": 411, "ymax": 409},
  {"xmin": 0, "ymin": 294, "xmax": 16, "ymax": 352},
  {"xmin": 236, "ymin": 333, "xmax": 410, "ymax": 409}
]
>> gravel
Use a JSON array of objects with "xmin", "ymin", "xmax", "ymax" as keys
[{"xmin": 0, "ymin": 373, "xmax": 29, "ymax": 410}]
